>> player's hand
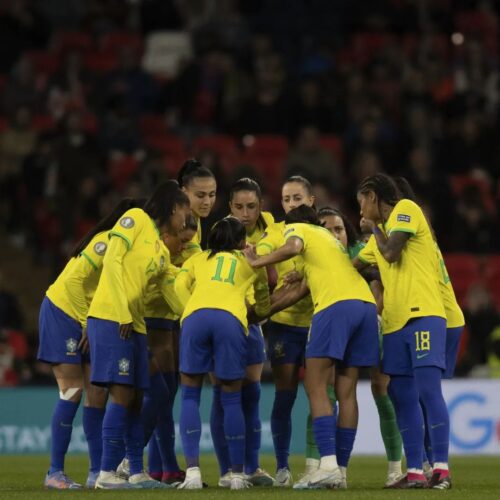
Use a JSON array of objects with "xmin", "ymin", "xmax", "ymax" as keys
[
  {"xmin": 78, "ymin": 326, "xmax": 89, "ymax": 354},
  {"xmin": 360, "ymin": 217, "xmax": 376, "ymax": 232},
  {"xmin": 119, "ymin": 322, "xmax": 133, "ymax": 339},
  {"xmin": 243, "ymin": 245, "xmax": 259, "ymax": 267},
  {"xmin": 283, "ymin": 270, "xmax": 301, "ymax": 288}
]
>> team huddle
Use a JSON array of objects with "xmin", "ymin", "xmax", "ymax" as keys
[{"xmin": 37, "ymin": 160, "xmax": 464, "ymax": 490}]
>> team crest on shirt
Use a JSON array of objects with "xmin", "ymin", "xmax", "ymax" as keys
[
  {"xmin": 66, "ymin": 338, "xmax": 78, "ymax": 355},
  {"xmin": 118, "ymin": 358, "xmax": 130, "ymax": 375},
  {"xmin": 397, "ymin": 214, "xmax": 411, "ymax": 223},
  {"xmin": 274, "ymin": 341, "xmax": 285, "ymax": 359},
  {"xmin": 93, "ymin": 241, "xmax": 107, "ymax": 256},
  {"xmin": 120, "ymin": 217, "xmax": 135, "ymax": 229}
]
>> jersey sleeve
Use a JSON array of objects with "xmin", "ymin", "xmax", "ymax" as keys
[
  {"xmin": 358, "ymin": 235, "xmax": 377, "ymax": 264},
  {"xmin": 80, "ymin": 232, "xmax": 108, "ymax": 270},
  {"xmin": 174, "ymin": 255, "xmax": 196, "ymax": 309},
  {"xmin": 101, "ymin": 236, "xmax": 133, "ymax": 324},
  {"xmin": 284, "ymin": 223, "xmax": 306, "ymax": 247},
  {"xmin": 256, "ymin": 228, "xmax": 278, "ymax": 256},
  {"xmin": 160, "ymin": 264, "xmax": 184, "ymax": 317},
  {"xmin": 108, "ymin": 208, "xmax": 146, "ymax": 250},
  {"xmin": 388, "ymin": 199, "xmax": 421, "ymax": 236},
  {"xmin": 63, "ymin": 256, "xmax": 96, "ymax": 326}
]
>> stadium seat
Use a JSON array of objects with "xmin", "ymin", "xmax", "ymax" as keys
[
  {"xmin": 83, "ymin": 52, "xmax": 117, "ymax": 73},
  {"xmin": 25, "ymin": 50, "xmax": 59, "ymax": 76},
  {"xmin": 144, "ymin": 134, "xmax": 187, "ymax": 158},
  {"xmin": 0, "ymin": 116, "xmax": 7, "ymax": 133},
  {"xmin": 82, "ymin": 113, "xmax": 98, "ymax": 134},
  {"xmin": 32, "ymin": 114, "xmax": 55, "ymax": 132},
  {"xmin": 242, "ymin": 134, "xmax": 289, "ymax": 158},
  {"xmin": 51, "ymin": 31, "xmax": 93, "ymax": 54},
  {"xmin": 450, "ymin": 175, "xmax": 495, "ymax": 213},
  {"xmin": 192, "ymin": 134, "xmax": 240, "ymax": 172},
  {"xmin": 100, "ymin": 32, "xmax": 143, "ymax": 55},
  {"xmin": 109, "ymin": 156, "xmax": 140, "ymax": 190},
  {"xmin": 139, "ymin": 114, "xmax": 169, "ymax": 135},
  {"xmin": 319, "ymin": 134, "xmax": 343, "ymax": 162},
  {"xmin": 444, "ymin": 253, "xmax": 481, "ymax": 280}
]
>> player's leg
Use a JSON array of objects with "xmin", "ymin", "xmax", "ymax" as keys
[{"xmin": 82, "ymin": 362, "xmax": 107, "ymax": 488}]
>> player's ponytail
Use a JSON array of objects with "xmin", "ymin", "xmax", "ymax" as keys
[
  {"xmin": 207, "ymin": 217, "xmax": 246, "ymax": 257},
  {"xmin": 70, "ymin": 198, "xmax": 143, "ymax": 257},
  {"xmin": 357, "ymin": 174, "xmax": 400, "ymax": 207},
  {"xmin": 392, "ymin": 176, "xmax": 417, "ymax": 202},
  {"xmin": 177, "ymin": 158, "xmax": 215, "ymax": 189},
  {"xmin": 143, "ymin": 179, "xmax": 190, "ymax": 227},
  {"xmin": 285, "ymin": 205, "xmax": 322, "ymax": 226}
]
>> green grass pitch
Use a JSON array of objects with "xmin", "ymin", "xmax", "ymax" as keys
[{"xmin": 1, "ymin": 455, "xmax": 499, "ymax": 499}]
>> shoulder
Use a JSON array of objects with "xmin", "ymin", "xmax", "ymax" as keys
[
  {"xmin": 117, "ymin": 208, "xmax": 148, "ymax": 229},
  {"xmin": 84, "ymin": 231, "xmax": 109, "ymax": 258},
  {"xmin": 393, "ymin": 199, "xmax": 423, "ymax": 219},
  {"xmin": 262, "ymin": 211, "xmax": 275, "ymax": 227}
]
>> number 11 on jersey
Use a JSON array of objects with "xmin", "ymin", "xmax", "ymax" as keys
[{"xmin": 211, "ymin": 256, "xmax": 237, "ymax": 285}]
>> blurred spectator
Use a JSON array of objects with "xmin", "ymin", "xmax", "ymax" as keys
[
  {"xmin": 463, "ymin": 283, "xmax": 499, "ymax": 371},
  {"xmin": 286, "ymin": 126, "xmax": 342, "ymax": 190},
  {"xmin": 0, "ymin": 329, "xmax": 18, "ymax": 386},
  {"xmin": 46, "ymin": 49, "xmax": 94, "ymax": 119},
  {"xmin": 2, "ymin": 56, "xmax": 43, "ymax": 114}
]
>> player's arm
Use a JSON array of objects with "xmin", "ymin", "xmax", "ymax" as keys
[
  {"xmin": 371, "ymin": 226, "xmax": 410, "ymax": 264},
  {"xmin": 174, "ymin": 259, "xmax": 195, "ymax": 308},
  {"xmin": 160, "ymin": 265, "xmax": 184, "ymax": 317},
  {"xmin": 253, "ymin": 267, "xmax": 271, "ymax": 318},
  {"xmin": 369, "ymin": 280, "xmax": 384, "ymax": 315},
  {"xmin": 270, "ymin": 279, "xmax": 309, "ymax": 315},
  {"xmin": 102, "ymin": 236, "xmax": 133, "ymax": 338},
  {"xmin": 246, "ymin": 236, "xmax": 303, "ymax": 269}
]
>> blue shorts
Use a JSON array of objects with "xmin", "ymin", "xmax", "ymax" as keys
[
  {"xmin": 307, "ymin": 300, "xmax": 379, "ymax": 367},
  {"xmin": 382, "ymin": 316, "xmax": 447, "ymax": 376},
  {"xmin": 266, "ymin": 321, "xmax": 308, "ymax": 366},
  {"xmin": 247, "ymin": 324, "xmax": 266, "ymax": 366},
  {"xmin": 37, "ymin": 296, "xmax": 87, "ymax": 364},
  {"xmin": 443, "ymin": 326, "xmax": 464, "ymax": 379},
  {"xmin": 145, "ymin": 317, "xmax": 180, "ymax": 331},
  {"xmin": 180, "ymin": 309, "xmax": 247, "ymax": 380},
  {"xmin": 87, "ymin": 317, "xmax": 149, "ymax": 389}
]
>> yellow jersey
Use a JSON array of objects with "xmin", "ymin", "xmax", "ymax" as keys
[
  {"xmin": 175, "ymin": 250, "xmax": 270, "ymax": 332},
  {"xmin": 256, "ymin": 221, "xmax": 313, "ymax": 327},
  {"xmin": 436, "ymin": 245, "xmax": 465, "ymax": 328},
  {"xmin": 88, "ymin": 208, "xmax": 168, "ymax": 334},
  {"xmin": 46, "ymin": 231, "xmax": 109, "ymax": 326},
  {"xmin": 284, "ymin": 223, "xmax": 375, "ymax": 315},
  {"xmin": 246, "ymin": 211, "xmax": 275, "ymax": 246},
  {"xmin": 358, "ymin": 199, "xmax": 445, "ymax": 334}
]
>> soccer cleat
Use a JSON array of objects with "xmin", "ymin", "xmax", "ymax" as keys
[
  {"xmin": 274, "ymin": 467, "xmax": 293, "ymax": 487},
  {"xmin": 230, "ymin": 472, "xmax": 252, "ymax": 490},
  {"xmin": 129, "ymin": 471, "xmax": 171, "ymax": 489},
  {"xmin": 293, "ymin": 472, "xmax": 315, "ymax": 490},
  {"xmin": 44, "ymin": 471, "xmax": 83, "ymax": 489},
  {"xmin": 218, "ymin": 471, "xmax": 232, "ymax": 488},
  {"xmin": 305, "ymin": 466, "xmax": 343, "ymax": 489},
  {"xmin": 246, "ymin": 468, "xmax": 274, "ymax": 486},
  {"xmin": 178, "ymin": 467, "xmax": 203, "ymax": 490},
  {"xmin": 429, "ymin": 470, "xmax": 452, "ymax": 490},
  {"xmin": 385, "ymin": 471, "xmax": 405, "ymax": 488},
  {"xmin": 162, "ymin": 470, "xmax": 186, "ymax": 485},
  {"xmin": 116, "ymin": 458, "xmax": 130, "ymax": 480},
  {"xmin": 85, "ymin": 471, "xmax": 99, "ymax": 489},
  {"xmin": 385, "ymin": 472, "xmax": 428, "ymax": 489},
  {"xmin": 95, "ymin": 471, "xmax": 134, "ymax": 489},
  {"xmin": 338, "ymin": 467, "xmax": 347, "ymax": 489}
]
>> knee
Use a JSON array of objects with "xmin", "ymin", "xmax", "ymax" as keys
[
  {"xmin": 59, "ymin": 387, "xmax": 83, "ymax": 403},
  {"xmin": 85, "ymin": 385, "xmax": 107, "ymax": 408},
  {"xmin": 371, "ymin": 379, "xmax": 387, "ymax": 397}
]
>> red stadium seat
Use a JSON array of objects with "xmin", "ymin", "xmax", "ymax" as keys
[
  {"xmin": 450, "ymin": 175, "xmax": 495, "ymax": 213},
  {"xmin": 144, "ymin": 134, "xmax": 187, "ymax": 158},
  {"xmin": 319, "ymin": 135, "xmax": 343, "ymax": 162},
  {"xmin": 243, "ymin": 134, "xmax": 289, "ymax": 158},
  {"xmin": 139, "ymin": 114, "xmax": 169, "ymax": 135},
  {"xmin": 192, "ymin": 134, "xmax": 240, "ymax": 172},
  {"xmin": 444, "ymin": 253, "xmax": 481, "ymax": 279},
  {"xmin": 82, "ymin": 113, "xmax": 98, "ymax": 134},
  {"xmin": 26, "ymin": 50, "xmax": 60, "ymax": 75},
  {"xmin": 51, "ymin": 32, "xmax": 93, "ymax": 54},
  {"xmin": 100, "ymin": 32, "xmax": 143, "ymax": 55},
  {"xmin": 83, "ymin": 52, "xmax": 117, "ymax": 73},
  {"xmin": 32, "ymin": 114, "xmax": 55, "ymax": 132},
  {"xmin": 0, "ymin": 116, "xmax": 7, "ymax": 133},
  {"xmin": 109, "ymin": 156, "xmax": 140, "ymax": 190}
]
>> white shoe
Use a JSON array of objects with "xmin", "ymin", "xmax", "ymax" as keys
[
  {"xmin": 385, "ymin": 471, "xmax": 405, "ymax": 487},
  {"xmin": 218, "ymin": 471, "xmax": 232, "ymax": 488},
  {"xmin": 230, "ymin": 472, "xmax": 252, "ymax": 490},
  {"xmin": 293, "ymin": 471, "xmax": 315, "ymax": 490},
  {"xmin": 274, "ymin": 467, "xmax": 292, "ymax": 487},
  {"xmin": 116, "ymin": 458, "xmax": 130, "ymax": 480},
  {"xmin": 178, "ymin": 467, "xmax": 203, "ymax": 490},
  {"xmin": 246, "ymin": 468, "xmax": 274, "ymax": 486},
  {"xmin": 338, "ymin": 466, "xmax": 348, "ymax": 489},
  {"xmin": 95, "ymin": 471, "xmax": 133, "ymax": 489},
  {"xmin": 306, "ymin": 466, "xmax": 343, "ymax": 489}
]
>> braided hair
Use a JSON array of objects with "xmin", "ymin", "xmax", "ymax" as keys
[{"xmin": 357, "ymin": 173, "xmax": 400, "ymax": 223}]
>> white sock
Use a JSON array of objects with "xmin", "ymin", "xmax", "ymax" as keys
[
  {"xmin": 320, "ymin": 455, "xmax": 338, "ymax": 471},
  {"xmin": 433, "ymin": 462, "xmax": 448, "ymax": 471},
  {"xmin": 305, "ymin": 458, "xmax": 320, "ymax": 472},
  {"xmin": 407, "ymin": 467, "xmax": 423, "ymax": 475},
  {"xmin": 388, "ymin": 460, "xmax": 402, "ymax": 475},
  {"xmin": 186, "ymin": 467, "xmax": 201, "ymax": 478}
]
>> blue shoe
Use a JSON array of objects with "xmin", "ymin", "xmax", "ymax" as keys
[
  {"xmin": 85, "ymin": 471, "xmax": 99, "ymax": 489},
  {"xmin": 129, "ymin": 472, "xmax": 173, "ymax": 489},
  {"xmin": 44, "ymin": 471, "xmax": 82, "ymax": 489}
]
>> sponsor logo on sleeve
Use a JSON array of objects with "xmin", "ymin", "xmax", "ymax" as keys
[
  {"xmin": 397, "ymin": 214, "xmax": 411, "ymax": 223},
  {"xmin": 119, "ymin": 217, "xmax": 135, "ymax": 229}
]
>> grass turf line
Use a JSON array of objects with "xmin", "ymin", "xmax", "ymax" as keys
[{"xmin": 0, "ymin": 455, "xmax": 498, "ymax": 499}]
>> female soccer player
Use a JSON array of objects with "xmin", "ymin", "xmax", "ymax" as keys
[
  {"xmin": 246, "ymin": 204, "xmax": 379, "ymax": 489},
  {"xmin": 354, "ymin": 174, "xmax": 450, "ymax": 489},
  {"xmin": 209, "ymin": 178, "xmax": 274, "ymax": 487},
  {"xmin": 312, "ymin": 207, "xmax": 404, "ymax": 488},
  {"xmin": 87, "ymin": 180, "xmax": 190, "ymax": 490},
  {"xmin": 145, "ymin": 214, "xmax": 198, "ymax": 485},
  {"xmin": 255, "ymin": 176, "xmax": 315, "ymax": 486},
  {"xmin": 175, "ymin": 217, "xmax": 271, "ymax": 490},
  {"xmin": 177, "ymin": 159, "xmax": 217, "ymax": 260},
  {"xmin": 38, "ymin": 198, "xmax": 139, "ymax": 489}
]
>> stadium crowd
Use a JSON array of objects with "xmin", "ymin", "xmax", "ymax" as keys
[{"xmin": 0, "ymin": 1, "xmax": 499, "ymax": 380}]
